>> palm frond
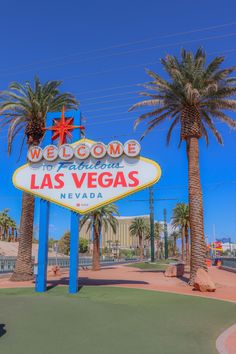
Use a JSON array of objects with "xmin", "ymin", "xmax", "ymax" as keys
[
  {"xmin": 201, "ymin": 111, "xmax": 223, "ymax": 144},
  {"xmin": 166, "ymin": 115, "xmax": 180, "ymax": 145},
  {"xmin": 200, "ymin": 122, "xmax": 209, "ymax": 146},
  {"xmin": 207, "ymin": 109, "xmax": 236, "ymax": 128},
  {"xmin": 140, "ymin": 112, "xmax": 170, "ymax": 140},
  {"xmin": 129, "ymin": 99, "xmax": 163, "ymax": 112},
  {"xmin": 204, "ymin": 56, "xmax": 224, "ymax": 79},
  {"xmin": 134, "ymin": 107, "xmax": 168, "ymax": 129}
]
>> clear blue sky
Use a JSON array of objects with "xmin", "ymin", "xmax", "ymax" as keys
[{"xmin": 0, "ymin": 0, "xmax": 235, "ymax": 242}]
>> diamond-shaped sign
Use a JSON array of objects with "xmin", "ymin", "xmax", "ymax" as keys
[{"xmin": 13, "ymin": 139, "xmax": 161, "ymax": 214}]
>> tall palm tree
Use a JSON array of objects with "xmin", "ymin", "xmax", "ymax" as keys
[
  {"xmin": 129, "ymin": 48, "xmax": 236, "ymax": 284},
  {"xmin": 129, "ymin": 218, "xmax": 148, "ymax": 260},
  {"xmin": 80, "ymin": 204, "xmax": 119, "ymax": 271},
  {"xmin": 0, "ymin": 77, "xmax": 78, "ymax": 280},
  {"xmin": 172, "ymin": 203, "xmax": 190, "ymax": 262}
]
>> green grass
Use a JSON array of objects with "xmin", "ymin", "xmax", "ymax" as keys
[
  {"xmin": 126, "ymin": 262, "xmax": 168, "ymax": 270},
  {"xmin": 126, "ymin": 259, "xmax": 178, "ymax": 270},
  {"xmin": 0, "ymin": 286, "xmax": 235, "ymax": 354}
]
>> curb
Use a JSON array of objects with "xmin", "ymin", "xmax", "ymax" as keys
[{"xmin": 216, "ymin": 323, "xmax": 236, "ymax": 354}]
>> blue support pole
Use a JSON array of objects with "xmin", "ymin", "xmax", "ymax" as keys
[
  {"xmin": 69, "ymin": 211, "xmax": 80, "ymax": 294},
  {"xmin": 36, "ymin": 199, "xmax": 50, "ymax": 292}
]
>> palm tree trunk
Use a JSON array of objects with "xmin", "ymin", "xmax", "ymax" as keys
[
  {"xmin": 92, "ymin": 225, "xmax": 100, "ymax": 271},
  {"xmin": 173, "ymin": 237, "xmax": 177, "ymax": 256},
  {"xmin": 155, "ymin": 239, "xmax": 160, "ymax": 259},
  {"xmin": 7, "ymin": 229, "xmax": 10, "ymax": 242},
  {"xmin": 185, "ymin": 226, "xmax": 190, "ymax": 262},
  {"xmin": 139, "ymin": 234, "xmax": 144, "ymax": 260},
  {"xmin": 181, "ymin": 227, "xmax": 185, "ymax": 261},
  {"xmin": 10, "ymin": 192, "xmax": 34, "ymax": 281},
  {"xmin": 187, "ymin": 137, "xmax": 206, "ymax": 285}
]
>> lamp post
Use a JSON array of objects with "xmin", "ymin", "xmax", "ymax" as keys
[
  {"xmin": 164, "ymin": 208, "xmax": 168, "ymax": 260},
  {"xmin": 149, "ymin": 187, "xmax": 155, "ymax": 262}
]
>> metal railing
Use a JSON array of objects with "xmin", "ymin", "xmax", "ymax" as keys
[
  {"xmin": 0, "ymin": 255, "xmax": 137, "ymax": 273},
  {"xmin": 0, "ymin": 256, "xmax": 16, "ymax": 273},
  {"xmin": 221, "ymin": 257, "xmax": 236, "ymax": 269}
]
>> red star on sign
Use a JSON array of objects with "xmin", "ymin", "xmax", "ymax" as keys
[{"xmin": 44, "ymin": 106, "xmax": 85, "ymax": 145}]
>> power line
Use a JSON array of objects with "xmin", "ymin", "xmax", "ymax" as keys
[
  {"xmin": 71, "ymin": 47, "xmax": 236, "ymax": 105},
  {"xmin": 80, "ymin": 90, "xmax": 139, "ymax": 103},
  {"xmin": 61, "ymin": 47, "xmax": 236, "ymax": 92},
  {"xmin": 72, "ymin": 83, "xmax": 141, "ymax": 96},
  {"xmin": 86, "ymin": 112, "xmax": 135, "ymax": 123},
  {"xmin": 85, "ymin": 103, "xmax": 131, "ymax": 114},
  {"xmin": 80, "ymin": 95, "xmax": 137, "ymax": 108},
  {"xmin": 61, "ymin": 35, "xmax": 236, "ymax": 82},
  {"xmin": 1, "ymin": 21, "xmax": 236, "ymax": 75},
  {"xmin": 2, "ymin": 33, "xmax": 236, "ymax": 80},
  {"xmin": 62, "ymin": 60, "xmax": 159, "ymax": 81},
  {"xmin": 64, "ymin": 45, "xmax": 236, "ymax": 98},
  {"xmin": 74, "ymin": 46, "xmax": 236, "ymax": 100},
  {"xmin": 1, "ymin": 46, "xmax": 236, "ymax": 111}
]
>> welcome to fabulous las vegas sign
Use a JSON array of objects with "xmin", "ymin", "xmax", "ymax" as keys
[{"xmin": 13, "ymin": 139, "xmax": 162, "ymax": 214}]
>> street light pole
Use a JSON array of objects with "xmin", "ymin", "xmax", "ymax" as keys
[
  {"xmin": 164, "ymin": 208, "xmax": 168, "ymax": 259},
  {"xmin": 149, "ymin": 187, "xmax": 155, "ymax": 262}
]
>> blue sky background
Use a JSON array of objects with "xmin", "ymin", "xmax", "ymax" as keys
[{"xmin": 0, "ymin": 0, "xmax": 235, "ymax": 241}]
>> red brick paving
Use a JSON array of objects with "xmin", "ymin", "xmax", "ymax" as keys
[{"xmin": 1, "ymin": 264, "xmax": 236, "ymax": 302}]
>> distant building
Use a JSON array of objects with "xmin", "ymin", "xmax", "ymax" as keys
[
  {"xmin": 221, "ymin": 242, "xmax": 236, "ymax": 253},
  {"xmin": 79, "ymin": 215, "xmax": 174, "ymax": 249},
  {"xmin": 216, "ymin": 237, "xmax": 231, "ymax": 244}
]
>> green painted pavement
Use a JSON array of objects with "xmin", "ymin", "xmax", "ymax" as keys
[{"xmin": 0, "ymin": 286, "xmax": 235, "ymax": 354}]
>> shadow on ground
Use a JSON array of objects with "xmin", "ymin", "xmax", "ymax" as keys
[
  {"xmin": 0, "ymin": 324, "xmax": 6, "ymax": 337},
  {"xmin": 47, "ymin": 277, "xmax": 148, "ymax": 290},
  {"xmin": 178, "ymin": 275, "xmax": 190, "ymax": 283}
]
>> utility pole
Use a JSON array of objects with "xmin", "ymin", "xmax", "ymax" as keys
[
  {"xmin": 213, "ymin": 224, "xmax": 216, "ymax": 259},
  {"xmin": 128, "ymin": 195, "xmax": 177, "ymax": 263},
  {"xmin": 149, "ymin": 187, "xmax": 155, "ymax": 262},
  {"xmin": 164, "ymin": 208, "xmax": 168, "ymax": 259}
]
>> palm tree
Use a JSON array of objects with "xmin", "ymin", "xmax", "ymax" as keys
[
  {"xmin": 0, "ymin": 77, "xmax": 78, "ymax": 281},
  {"xmin": 169, "ymin": 231, "xmax": 181, "ymax": 257},
  {"xmin": 8, "ymin": 218, "xmax": 17, "ymax": 242},
  {"xmin": 80, "ymin": 204, "xmax": 119, "ymax": 271},
  {"xmin": 129, "ymin": 218, "xmax": 148, "ymax": 260},
  {"xmin": 154, "ymin": 221, "xmax": 164, "ymax": 259},
  {"xmin": 0, "ymin": 209, "xmax": 17, "ymax": 242},
  {"xmin": 172, "ymin": 203, "xmax": 190, "ymax": 262},
  {"xmin": 145, "ymin": 221, "xmax": 163, "ymax": 259},
  {"xmin": 129, "ymin": 48, "xmax": 236, "ymax": 284},
  {"xmin": 0, "ymin": 209, "xmax": 8, "ymax": 240}
]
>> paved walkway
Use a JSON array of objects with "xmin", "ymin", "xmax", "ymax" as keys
[{"xmin": 1, "ymin": 264, "xmax": 236, "ymax": 302}]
